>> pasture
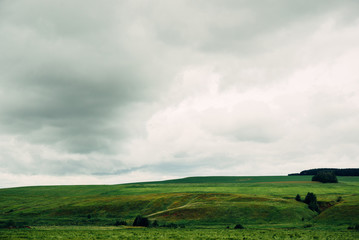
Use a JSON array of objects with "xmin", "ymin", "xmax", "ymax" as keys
[
  {"xmin": 1, "ymin": 226, "xmax": 359, "ymax": 240},
  {"xmin": 1, "ymin": 175, "xmax": 359, "ymax": 238}
]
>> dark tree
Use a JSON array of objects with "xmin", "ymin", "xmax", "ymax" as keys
[
  {"xmin": 312, "ymin": 171, "xmax": 338, "ymax": 183},
  {"xmin": 304, "ymin": 192, "xmax": 320, "ymax": 213},
  {"xmin": 295, "ymin": 194, "xmax": 301, "ymax": 202},
  {"xmin": 308, "ymin": 201, "xmax": 320, "ymax": 213},
  {"xmin": 303, "ymin": 192, "xmax": 316, "ymax": 204},
  {"xmin": 132, "ymin": 215, "xmax": 150, "ymax": 227}
]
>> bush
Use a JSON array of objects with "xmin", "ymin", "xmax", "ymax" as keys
[
  {"xmin": 348, "ymin": 224, "xmax": 359, "ymax": 230},
  {"xmin": 132, "ymin": 215, "xmax": 149, "ymax": 227},
  {"xmin": 234, "ymin": 224, "xmax": 245, "ymax": 229},
  {"xmin": 115, "ymin": 220, "xmax": 127, "ymax": 226},
  {"xmin": 312, "ymin": 171, "xmax": 338, "ymax": 183},
  {"xmin": 304, "ymin": 192, "xmax": 320, "ymax": 213},
  {"xmin": 151, "ymin": 220, "xmax": 159, "ymax": 228},
  {"xmin": 303, "ymin": 192, "xmax": 316, "ymax": 204},
  {"xmin": 295, "ymin": 194, "xmax": 301, "ymax": 201}
]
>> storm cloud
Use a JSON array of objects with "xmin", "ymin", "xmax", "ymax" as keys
[{"xmin": 1, "ymin": 0, "xmax": 359, "ymax": 187}]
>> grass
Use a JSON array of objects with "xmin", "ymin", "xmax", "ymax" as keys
[
  {"xmin": 0, "ymin": 175, "xmax": 359, "ymax": 231},
  {"xmin": 1, "ymin": 226, "xmax": 359, "ymax": 240}
]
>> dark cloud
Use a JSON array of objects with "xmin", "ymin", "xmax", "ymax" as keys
[
  {"xmin": 0, "ymin": 0, "xmax": 171, "ymax": 155},
  {"xmin": 0, "ymin": 0, "xmax": 359, "ymax": 187}
]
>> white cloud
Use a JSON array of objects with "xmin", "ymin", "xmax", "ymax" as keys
[{"xmin": 1, "ymin": 0, "xmax": 359, "ymax": 187}]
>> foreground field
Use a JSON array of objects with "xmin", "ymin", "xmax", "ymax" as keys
[{"xmin": 1, "ymin": 226, "xmax": 359, "ymax": 240}]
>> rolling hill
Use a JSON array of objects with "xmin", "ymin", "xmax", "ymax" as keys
[{"xmin": 1, "ymin": 175, "xmax": 359, "ymax": 228}]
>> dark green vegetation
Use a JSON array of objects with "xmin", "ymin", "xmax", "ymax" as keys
[
  {"xmin": 303, "ymin": 192, "xmax": 320, "ymax": 213},
  {"xmin": 290, "ymin": 168, "xmax": 359, "ymax": 176},
  {"xmin": 312, "ymin": 171, "xmax": 338, "ymax": 183},
  {"xmin": 1, "ymin": 226, "xmax": 359, "ymax": 240},
  {"xmin": 132, "ymin": 215, "xmax": 149, "ymax": 227},
  {"xmin": 1, "ymin": 175, "xmax": 359, "ymax": 238}
]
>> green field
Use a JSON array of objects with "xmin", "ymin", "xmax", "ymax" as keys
[
  {"xmin": 1, "ymin": 175, "xmax": 359, "ymax": 238},
  {"xmin": 1, "ymin": 226, "xmax": 359, "ymax": 240}
]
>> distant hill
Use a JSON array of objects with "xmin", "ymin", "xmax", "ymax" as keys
[{"xmin": 289, "ymin": 168, "xmax": 359, "ymax": 176}]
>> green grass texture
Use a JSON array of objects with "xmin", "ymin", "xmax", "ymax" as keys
[
  {"xmin": 1, "ymin": 175, "xmax": 359, "ymax": 228},
  {"xmin": 1, "ymin": 227, "xmax": 359, "ymax": 240}
]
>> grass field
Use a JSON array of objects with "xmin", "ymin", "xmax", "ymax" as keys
[
  {"xmin": 1, "ymin": 175, "xmax": 359, "ymax": 238},
  {"xmin": 1, "ymin": 226, "xmax": 359, "ymax": 240}
]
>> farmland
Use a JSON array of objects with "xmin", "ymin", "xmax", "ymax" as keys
[{"xmin": 1, "ymin": 175, "xmax": 359, "ymax": 239}]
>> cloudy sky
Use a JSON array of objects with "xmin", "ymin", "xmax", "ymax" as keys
[{"xmin": 1, "ymin": 0, "xmax": 359, "ymax": 188}]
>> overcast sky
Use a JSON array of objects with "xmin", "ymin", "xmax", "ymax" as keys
[{"xmin": 1, "ymin": 0, "xmax": 359, "ymax": 188}]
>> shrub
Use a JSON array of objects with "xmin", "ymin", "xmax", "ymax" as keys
[
  {"xmin": 348, "ymin": 224, "xmax": 359, "ymax": 230},
  {"xmin": 312, "ymin": 171, "xmax": 338, "ymax": 183},
  {"xmin": 304, "ymin": 192, "xmax": 316, "ymax": 204},
  {"xmin": 115, "ymin": 220, "xmax": 127, "ymax": 226},
  {"xmin": 295, "ymin": 194, "xmax": 301, "ymax": 201},
  {"xmin": 151, "ymin": 220, "xmax": 159, "ymax": 228},
  {"xmin": 308, "ymin": 201, "xmax": 320, "ymax": 213},
  {"xmin": 304, "ymin": 192, "xmax": 320, "ymax": 213},
  {"xmin": 132, "ymin": 215, "xmax": 149, "ymax": 227},
  {"xmin": 234, "ymin": 224, "xmax": 245, "ymax": 229}
]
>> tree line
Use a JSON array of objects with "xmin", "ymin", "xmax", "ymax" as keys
[{"xmin": 289, "ymin": 168, "xmax": 359, "ymax": 176}]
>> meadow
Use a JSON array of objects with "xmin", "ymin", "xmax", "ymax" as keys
[
  {"xmin": 1, "ymin": 175, "xmax": 359, "ymax": 239},
  {"xmin": 1, "ymin": 226, "xmax": 359, "ymax": 240}
]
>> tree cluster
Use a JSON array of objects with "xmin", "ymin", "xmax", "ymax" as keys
[
  {"xmin": 295, "ymin": 168, "xmax": 359, "ymax": 176},
  {"xmin": 303, "ymin": 192, "xmax": 320, "ymax": 213},
  {"xmin": 312, "ymin": 171, "xmax": 338, "ymax": 183},
  {"xmin": 295, "ymin": 192, "xmax": 320, "ymax": 213},
  {"xmin": 131, "ymin": 216, "xmax": 183, "ymax": 228}
]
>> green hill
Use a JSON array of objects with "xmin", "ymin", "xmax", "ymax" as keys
[{"xmin": 1, "ymin": 176, "xmax": 359, "ymax": 228}]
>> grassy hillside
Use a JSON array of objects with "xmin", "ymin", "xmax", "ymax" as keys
[{"xmin": 1, "ymin": 176, "xmax": 359, "ymax": 228}]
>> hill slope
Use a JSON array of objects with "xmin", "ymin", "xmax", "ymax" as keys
[{"xmin": 1, "ymin": 176, "xmax": 358, "ymax": 228}]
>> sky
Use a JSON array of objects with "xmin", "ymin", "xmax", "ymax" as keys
[{"xmin": 1, "ymin": 0, "xmax": 359, "ymax": 188}]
